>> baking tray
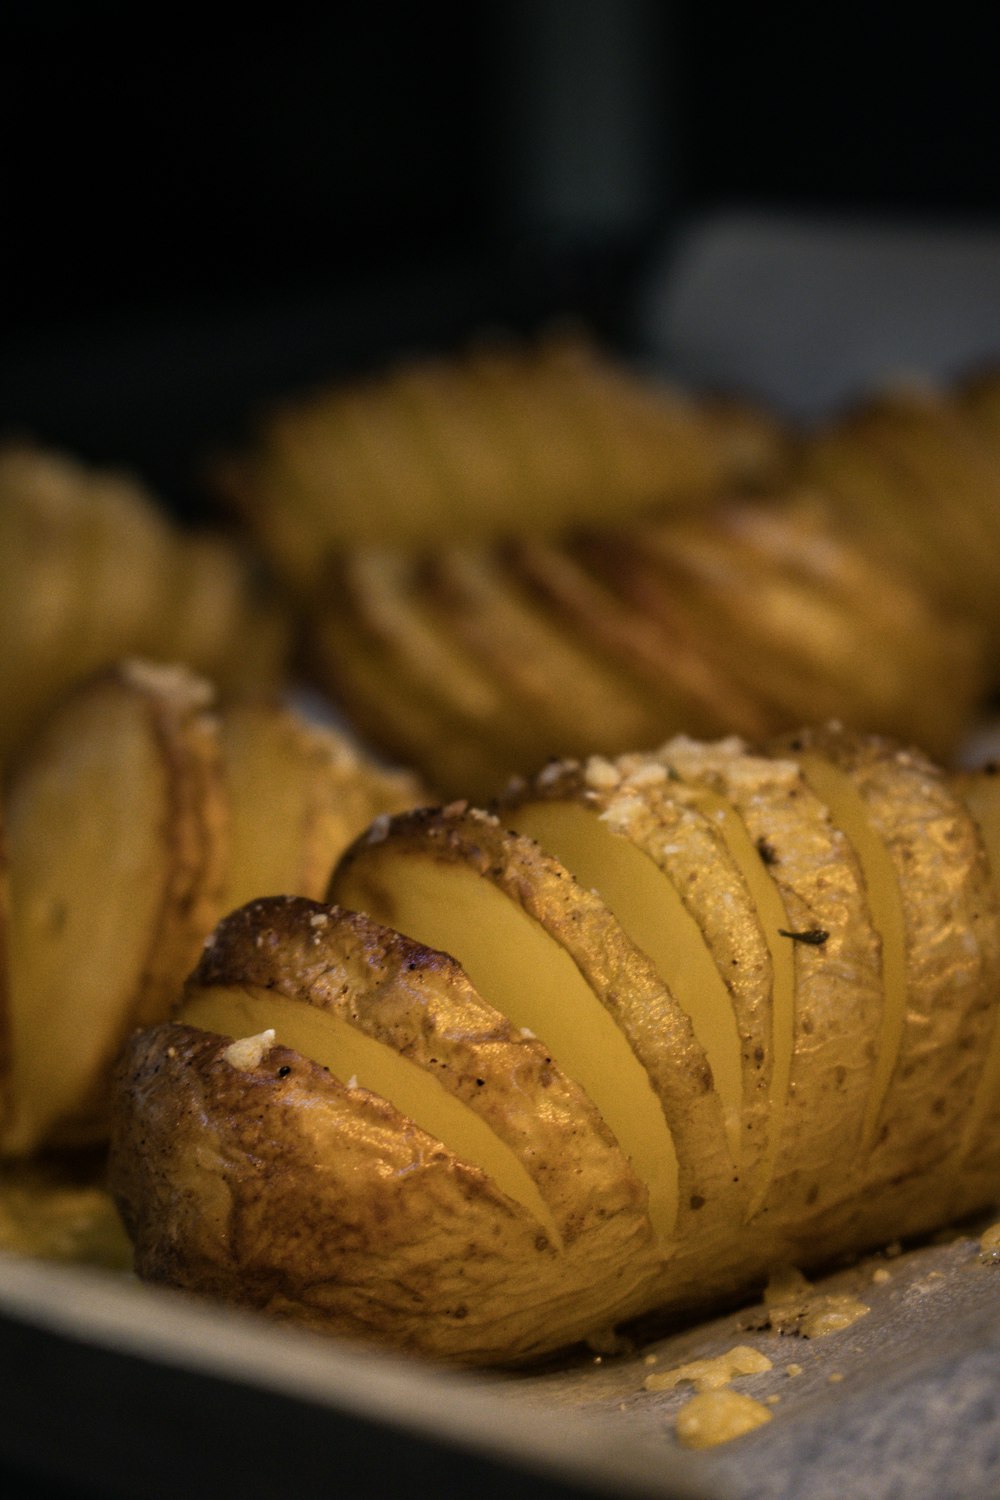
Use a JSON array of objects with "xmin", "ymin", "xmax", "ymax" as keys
[{"xmin": 4, "ymin": 1216, "xmax": 1000, "ymax": 1500}]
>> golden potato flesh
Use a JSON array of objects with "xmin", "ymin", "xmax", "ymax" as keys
[
  {"xmin": 112, "ymin": 1024, "xmax": 579, "ymax": 1366},
  {"xmin": 106, "ymin": 730, "xmax": 1000, "ymax": 1367},
  {"xmin": 0, "ymin": 447, "xmax": 291, "ymax": 767},
  {"xmin": 3, "ymin": 660, "xmax": 227, "ymax": 1153},
  {"xmin": 500, "ymin": 754, "xmax": 773, "ymax": 1193},
  {"xmin": 0, "ymin": 448, "xmax": 96, "ymax": 759},
  {"xmin": 111, "ymin": 898, "xmax": 662, "ymax": 1365},
  {"xmin": 777, "ymin": 729, "xmax": 1000, "ymax": 1228},
  {"xmin": 634, "ymin": 502, "xmax": 982, "ymax": 760},
  {"xmin": 833, "ymin": 393, "xmax": 1000, "ymax": 634},
  {"xmin": 0, "ymin": 1157, "xmax": 131, "ymax": 1270},
  {"xmin": 336, "ymin": 548, "xmax": 527, "ymax": 768},
  {"xmin": 949, "ymin": 765, "xmax": 1000, "ymax": 1198},
  {"xmin": 503, "ymin": 534, "xmax": 773, "ymax": 742},
  {"xmin": 213, "ymin": 333, "xmax": 778, "ymax": 578},
  {"xmin": 331, "ymin": 805, "xmax": 738, "ymax": 1252},
  {"xmin": 418, "ymin": 545, "xmax": 661, "ymax": 769},
  {"xmin": 657, "ymin": 737, "xmax": 884, "ymax": 1233},
  {"xmin": 217, "ymin": 700, "xmax": 424, "ymax": 913}
]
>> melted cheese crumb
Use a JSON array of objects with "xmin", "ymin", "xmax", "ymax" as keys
[
  {"xmin": 222, "ymin": 1030, "xmax": 276, "ymax": 1071},
  {"xmin": 764, "ymin": 1266, "xmax": 870, "ymax": 1338},
  {"xmin": 623, "ymin": 761, "xmax": 669, "ymax": 789},
  {"xmin": 645, "ymin": 1344, "xmax": 772, "ymax": 1393},
  {"xmin": 674, "ymin": 1390, "xmax": 773, "ymax": 1449},
  {"xmin": 584, "ymin": 755, "xmax": 621, "ymax": 790}
]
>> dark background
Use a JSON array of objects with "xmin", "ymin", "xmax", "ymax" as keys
[{"xmin": 3, "ymin": 1, "xmax": 1000, "ymax": 512}]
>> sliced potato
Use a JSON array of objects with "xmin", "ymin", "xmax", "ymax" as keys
[
  {"xmin": 797, "ymin": 414, "xmax": 952, "ymax": 607},
  {"xmin": 695, "ymin": 393, "xmax": 792, "ymax": 493},
  {"xmin": 499, "ymin": 753, "xmax": 773, "ymax": 1198},
  {"xmin": 775, "ymin": 727, "xmax": 1000, "ymax": 1234},
  {"xmin": 948, "ymin": 764, "xmax": 1000, "ymax": 1201},
  {"xmin": 107, "ymin": 728, "xmax": 1000, "ymax": 1366},
  {"xmin": 419, "ymin": 546, "xmax": 661, "ymax": 768},
  {"xmin": 506, "ymin": 535, "xmax": 774, "ymax": 743},
  {"xmin": 957, "ymin": 365, "xmax": 1000, "ymax": 481},
  {"xmin": 305, "ymin": 593, "xmax": 486, "ymax": 801},
  {"xmin": 70, "ymin": 468, "xmax": 175, "ymax": 679},
  {"xmin": 625, "ymin": 501, "xmax": 981, "ymax": 759},
  {"xmin": 218, "ymin": 699, "xmax": 425, "ymax": 913},
  {"xmin": 331, "ymin": 804, "xmax": 739, "ymax": 1252},
  {"xmin": 0, "ymin": 1156, "xmax": 131, "ymax": 1270},
  {"xmin": 0, "ymin": 444, "xmax": 293, "ymax": 767},
  {"xmin": 170, "ymin": 896, "xmax": 660, "ymax": 1356},
  {"xmin": 212, "ymin": 332, "xmax": 788, "ymax": 580},
  {"xmin": 388, "ymin": 352, "xmax": 547, "ymax": 535},
  {"xmin": 0, "ymin": 447, "xmax": 94, "ymax": 759},
  {"xmin": 112, "ymin": 1023, "xmax": 587, "ymax": 1366},
  {"xmin": 0, "ymin": 803, "xmax": 9, "ymax": 1121},
  {"xmin": 316, "ymin": 549, "xmax": 536, "ymax": 798},
  {"xmin": 169, "ymin": 530, "xmax": 292, "ymax": 701},
  {"xmin": 309, "ymin": 490, "xmax": 981, "ymax": 798},
  {"xmin": 3, "ymin": 660, "xmax": 228, "ymax": 1153},
  {"xmin": 658, "ymin": 735, "xmax": 884, "ymax": 1235},
  {"xmin": 796, "ymin": 398, "xmax": 999, "ymax": 643},
  {"xmin": 456, "ymin": 335, "xmax": 733, "ymax": 529},
  {"xmin": 835, "ymin": 390, "xmax": 1000, "ymax": 633}
]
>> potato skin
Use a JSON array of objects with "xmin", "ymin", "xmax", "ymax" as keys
[
  {"xmin": 186, "ymin": 896, "xmax": 659, "ymax": 1281},
  {"xmin": 775, "ymin": 728, "xmax": 1000, "ymax": 1207},
  {"xmin": 497, "ymin": 754, "xmax": 776, "ymax": 1202},
  {"xmin": 110, "ymin": 1022, "xmax": 656, "ymax": 1367},
  {"xmin": 3, "ymin": 660, "xmax": 229, "ymax": 1154},
  {"xmin": 109, "ymin": 732, "xmax": 1000, "ymax": 1367},
  {"xmin": 332, "ymin": 803, "xmax": 740, "ymax": 1248}
]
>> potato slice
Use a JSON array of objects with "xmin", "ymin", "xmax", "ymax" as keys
[
  {"xmin": 306, "ymin": 595, "xmax": 488, "ymax": 801},
  {"xmin": 776, "ymin": 728, "xmax": 1000, "ymax": 1232},
  {"xmin": 109, "ymin": 731, "xmax": 1000, "ymax": 1365},
  {"xmin": 578, "ymin": 518, "xmax": 831, "ymax": 731},
  {"xmin": 318, "ymin": 548, "xmax": 537, "ymax": 797},
  {"xmin": 331, "ymin": 805, "xmax": 738, "ymax": 1252},
  {"xmin": 0, "ymin": 447, "xmax": 93, "ymax": 759},
  {"xmin": 958, "ymin": 365, "xmax": 1000, "ymax": 480},
  {"xmin": 836, "ymin": 391, "xmax": 1000, "ymax": 632},
  {"xmin": 337, "ymin": 549, "xmax": 517, "ymax": 741},
  {"xmin": 452, "ymin": 337, "xmax": 733, "ymax": 530},
  {"xmin": 499, "ymin": 753, "xmax": 773, "ymax": 1195},
  {"xmin": 214, "ymin": 334, "xmax": 763, "ymax": 574},
  {"xmin": 387, "ymin": 354, "xmax": 547, "ymax": 535},
  {"xmin": 0, "ymin": 445, "xmax": 293, "ymax": 768},
  {"xmin": 626, "ymin": 502, "xmax": 981, "ymax": 759},
  {"xmin": 658, "ymin": 736, "xmax": 883, "ymax": 1236},
  {"xmin": 419, "ymin": 546, "xmax": 661, "ymax": 766},
  {"xmin": 112, "ymin": 1023, "xmax": 594, "ymax": 1366},
  {"xmin": 948, "ymin": 764, "xmax": 1000, "ymax": 1201},
  {"xmin": 218, "ymin": 700, "xmax": 424, "ymax": 913},
  {"xmin": 172, "ymin": 897, "xmax": 659, "ymax": 1334},
  {"xmin": 506, "ymin": 535, "xmax": 774, "ymax": 743},
  {"xmin": 798, "ymin": 407, "xmax": 991, "ymax": 636},
  {"xmin": 169, "ymin": 532, "xmax": 291, "ymax": 698},
  {"xmin": 3, "ymin": 660, "xmax": 228, "ymax": 1153}
]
